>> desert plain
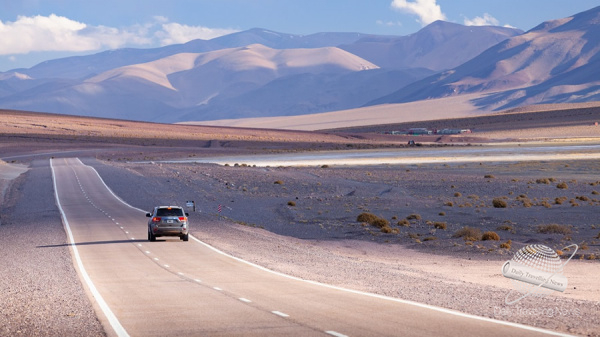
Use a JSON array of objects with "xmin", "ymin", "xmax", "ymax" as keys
[{"xmin": 1, "ymin": 105, "xmax": 600, "ymax": 336}]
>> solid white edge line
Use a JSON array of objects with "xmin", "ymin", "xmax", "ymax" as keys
[
  {"xmin": 79, "ymin": 157, "xmax": 574, "ymax": 337},
  {"xmin": 51, "ymin": 158, "xmax": 130, "ymax": 337}
]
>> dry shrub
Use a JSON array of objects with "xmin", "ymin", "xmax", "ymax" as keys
[
  {"xmin": 357, "ymin": 212, "xmax": 389, "ymax": 228},
  {"xmin": 576, "ymin": 195, "xmax": 590, "ymax": 202},
  {"xmin": 445, "ymin": 201, "xmax": 454, "ymax": 207},
  {"xmin": 557, "ymin": 182, "xmax": 568, "ymax": 189},
  {"xmin": 406, "ymin": 213, "xmax": 422, "ymax": 220},
  {"xmin": 540, "ymin": 200, "xmax": 552, "ymax": 208},
  {"xmin": 497, "ymin": 225, "xmax": 513, "ymax": 231},
  {"xmin": 423, "ymin": 236, "xmax": 437, "ymax": 242},
  {"xmin": 357, "ymin": 212, "xmax": 379, "ymax": 224},
  {"xmin": 492, "ymin": 198, "xmax": 508, "ymax": 208},
  {"xmin": 484, "ymin": 174, "xmax": 495, "ymax": 179},
  {"xmin": 536, "ymin": 178, "xmax": 551, "ymax": 184},
  {"xmin": 500, "ymin": 240, "xmax": 512, "ymax": 249},
  {"xmin": 397, "ymin": 219, "xmax": 410, "ymax": 227},
  {"xmin": 596, "ymin": 232, "xmax": 600, "ymax": 239},
  {"xmin": 453, "ymin": 226, "xmax": 482, "ymax": 241},
  {"xmin": 372, "ymin": 218, "xmax": 390, "ymax": 229},
  {"xmin": 287, "ymin": 201, "xmax": 296, "ymax": 206},
  {"xmin": 592, "ymin": 190, "xmax": 599, "ymax": 195},
  {"xmin": 537, "ymin": 224, "xmax": 572, "ymax": 235},
  {"xmin": 433, "ymin": 222, "xmax": 447, "ymax": 230},
  {"xmin": 555, "ymin": 196, "xmax": 568, "ymax": 205},
  {"xmin": 454, "ymin": 192, "xmax": 462, "ymax": 197},
  {"xmin": 274, "ymin": 180, "xmax": 284, "ymax": 185},
  {"xmin": 380, "ymin": 226, "xmax": 393, "ymax": 234},
  {"xmin": 482, "ymin": 231, "xmax": 500, "ymax": 241}
]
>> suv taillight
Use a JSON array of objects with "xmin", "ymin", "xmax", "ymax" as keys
[
  {"xmin": 178, "ymin": 217, "xmax": 187, "ymax": 221},
  {"xmin": 152, "ymin": 217, "xmax": 161, "ymax": 222}
]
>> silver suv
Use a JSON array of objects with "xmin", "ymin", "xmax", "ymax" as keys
[{"xmin": 146, "ymin": 206, "xmax": 189, "ymax": 241}]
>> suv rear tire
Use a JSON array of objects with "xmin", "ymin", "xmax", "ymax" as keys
[
  {"xmin": 181, "ymin": 233, "xmax": 189, "ymax": 242},
  {"xmin": 148, "ymin": 230, "xmax": 156, "ymax": 242}
]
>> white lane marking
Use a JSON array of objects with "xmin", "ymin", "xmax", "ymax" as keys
[
  {"xmin": 177, "ymin": 272, "xmax": 185, "ymax": 276},
  {"xmin": 137, "ymin": 244, "xmax": 142, "ymax": 247},
  {"xmin": 164, "ymin": 264, "xmax": 170, "ymax": 268},
  {"xmin": 326, "ymin": 331, "xmax": 348, "ymax": 337},
  {"xmin": 80, "ymin": 158, "xmax": 569, "ymax": 337},
  {"xmin": 213, "ymin": 287, "xmax": 222, "ymax": 291},
  {"xmin": 272, "ymin": 311, "xmax": 289, "ymax": 318},
  {"xmin": 153, "ymin": 257, "xmax": 159, "ymax": 261},
  {"xmin": 239, "ymin": 298, "xmax": 252, "ymax": 303},
  {"xmin": 145, "ymin": 251, "xmax": 151, "ymax": 254},
  {"xmin": 194, "ymin": 279, "xmax": 202, "ymax": 283},
  {"xmin": 51, "ymin": 159, "xmax": 130, "ymax": 337}
]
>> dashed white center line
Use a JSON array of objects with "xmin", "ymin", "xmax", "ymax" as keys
[
  {"xmin": 272, "ymin": 311, "xmax": 289, "ymax": 318},
  {"xmin": 213, "ymin": 287, "xmax": 222, "ymax": 291},
  {"xmin": 326, "ymin": 331, "xmax": 348, "ymax": 337},
  {"xmin": 239, "ymin": 298, "xmax": 252, "ymax": 303},
  {"xmin": 177, "ymin": 272, "xmax": 184, "ymax": 276},
  {"xmin": 164, "ymin": 264, "xmax": 170, "ymax": 268},
  {"xmin": 153, "ymin": 257, "xmax": 159, "ymax": 261},
  {"xmin": 194, "ymin": 279, "xmax": 202, "ymax": 283},
  {"xmin": 145, "ymin": 251, "xmax": 151, "ymax": 254}
]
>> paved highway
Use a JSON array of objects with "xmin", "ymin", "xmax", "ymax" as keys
[{"xmin": 50, "ymin": 157, "xmax": 562, "ymax": 337}]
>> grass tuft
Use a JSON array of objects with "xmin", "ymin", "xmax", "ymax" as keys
[
  {"xmin": 537, "ymin": 224, "xmax": 571, "ymax": 235},
  {"xmin": 500, "ymin": 240, "xmax": 512, "ymax": 249},
  {"xmin": 482, "ymin": 231, "xmax": 500, "ymax": 241},
  {"xmin": 492, "ymin": 198, "xmax": 508, "ymax": 208},
  {"xmin": 433, "ymin": 222, "xmax": 447, "ymax": 230},
  {"xmin": 453, "ymin": 226, "xmax": 482, "ymax": 241}
]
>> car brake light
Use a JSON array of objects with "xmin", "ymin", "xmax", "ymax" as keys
[
  {"xmin": 179, "ymin": 217, "xmax": 187, "ymax": 221},
  {"xmin": 152, "ymin": 217, "xmax": 161, "ymax": 222}
]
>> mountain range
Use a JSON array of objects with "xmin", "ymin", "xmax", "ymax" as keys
[{"xmin": 0, "ymin": 6, "xmax": 599, "ymax": 124}]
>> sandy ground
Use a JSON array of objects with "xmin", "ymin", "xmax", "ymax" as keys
[
  {"xmin": 189, "ymin": 94, "xmax": 487, "ymax": 131},
  {"xmin": 0, "ymin": 160, "xmax": 105, "ymax": 337},
  {"xmin": 1, "ymin": 107, "xmax": 600, "ymax": 336}
]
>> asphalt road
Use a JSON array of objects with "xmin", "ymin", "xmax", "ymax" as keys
[{"xmin": 50, "ymin": 157, "xmax": 562, "ymax": 337}]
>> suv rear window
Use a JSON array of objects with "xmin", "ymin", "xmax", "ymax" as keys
[{"xmin": 156, "ymin": 208, "xmax": 184, "ymax": 217}]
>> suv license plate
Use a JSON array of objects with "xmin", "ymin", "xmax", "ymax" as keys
[{"xmin": 167, "ymin": 220, "xmax": 174, "ymax": 224}]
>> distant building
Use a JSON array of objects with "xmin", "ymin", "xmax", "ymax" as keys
[{"xmin": 408, "ymin": 128, "xmax": 433, "ymax": 135}]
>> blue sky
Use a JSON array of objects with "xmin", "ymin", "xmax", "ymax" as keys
[{"xmin": 1, "ymin": 0, "xmax": 598, "ymax": 71}]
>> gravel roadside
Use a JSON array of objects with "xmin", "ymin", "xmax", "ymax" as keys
[
  {"xmin": 0, "ymin": 159, "xmax": 105, "ymax": 337},
  {"xmin": 89, "ymin": 158, "xmax": 600, "ymax": 336}
]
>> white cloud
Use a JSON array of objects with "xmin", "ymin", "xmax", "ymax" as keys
[
  {"xmin": 0, "ymin": 14, "xmax": 239, "ymax": 55},
  {"xmin": 376, "ymin": 20, "xmax": 402, "ymax": 27},
  {"xmin": 390, "ymin": 0, "xmax": 446, "ymax": 26},
  {"xmin": 463, "ymin": 13, "xmax": 500, "ymax": 26},
  {"xmin": 156, "ymin": 23, "xmax": 239, "ymax": 45}
]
